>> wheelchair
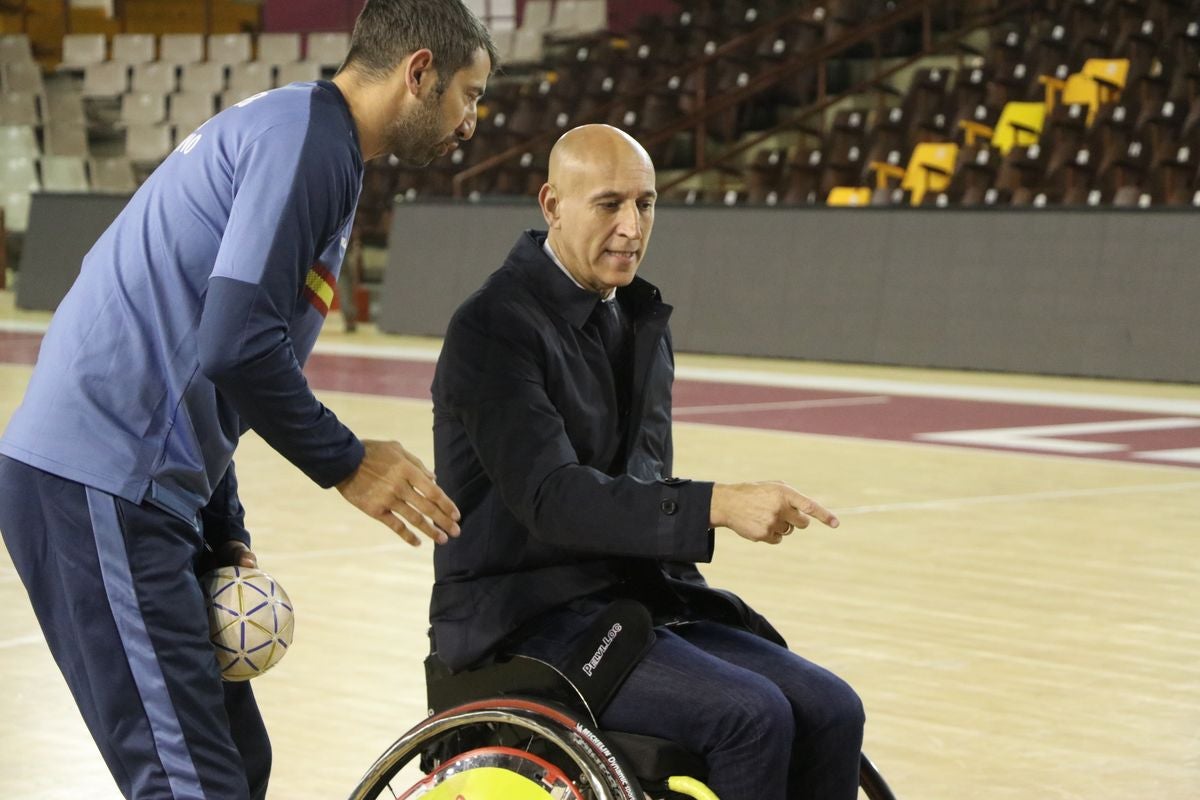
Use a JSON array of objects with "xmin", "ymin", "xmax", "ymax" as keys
[{"xmin": 348, "ymin": 652, "xmax": 898, "ymax": 800}]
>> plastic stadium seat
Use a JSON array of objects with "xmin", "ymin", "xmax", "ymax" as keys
[
  {"xmin": 1082, "ymin": 58, "xmax": 1129, "ymax": 104},
  {"xmin": 0, "ymin": 34, "xmax": 33, "ymax": 63},
  {"xmin": 60, "ymin": 33, "xmax": 106, "ymax": 69},
  {"xmin": 991, "ymin": 101, "xmax": 1045, "ymax": 154},
  {"xmin": 0, "ymin": 154, "xmax": 38, "ymax": 191},
  {"xmin": 132, "ymin": 62, "xmax": 176, "ymax": 94},
  {"xmin": 0, "ymin": 124, "xmax": 38, "ymax": 157},
  {"xmin": 208, "ymin": 34, "xmax": 251, "ymax": 66},
  {"xmin": 227, "ymin": 62, "xmax": 273, "ymax": 97},
  {"xmin": 275, "ymin": 62, "xmax": 321, "ymax": 86},
  {"xmin": 3, "ymin": 61, "xmax": 44, "ymax": 94},
  {"xmin": 82, "ymin": 62, "xmax": 129, "ymax": 98},
  {"xmin": 44, "ymin": 93, "xmax": 85, "ymax": 125},
  {"xmin": 112, "ymin": 33, "xmax": 156, "ymax": 65},
  {"xmin": 125, "ymin": 123, "xmax": 172, "ymax": 163},
  {"xmin": 0, "ymin": 92, "xmax": 39, "ymax": 126},
  {"xmin": 120, "ymin": 92, "xmax": 166, "ymax": 126},
  {"xmin": 2, "ymin": 190, "xmax": 31, "ymax": 231},
  {"xmin": 256, "ymin": 33, "xmax": 300, "ymax": 65},
  {"xmin": 902, "ymin": 142, "xmax": 959, "ymax": 206},
  {"xmin": 180, "ymin": 62, "xmax": 224, "ymax": 95},
  {"xmin": 304, "ymin": 32, "xmax": 349, "ymax": 67},
  {"xmin": 522, "ymin": 0, "xmax": 555, "ymax": 32},
  {"xmin": 43, "ymin": 123, "xmax": 87, "ymax": 157},
  {"xmin": 160, "ymin": 33, "xmax": 204, "ymax": 66},
  {"xmin": 168, "ymin": 91, "xmax": 216, "ymax": 134},
  {"xmin": 826, "ymin": 186, "xmax": 872, "ymax": 206},
  {"xmin": 508, "ymin": 27, "xmax": 545, "ymax": 65},
  {"xmin": 89, "ymin": 156, "xmax": 136, "ymax": 193},
  {"xmin": 40, "ymin": 154, "xmax": 89, "ymax": 191}
]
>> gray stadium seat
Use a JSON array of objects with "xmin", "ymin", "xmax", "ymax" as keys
[
  {"xmin": 60, "ymin": 33, "xmax": 107, "ymax": 69},
  {"xmin": 82, "ymin": 61, "xmax": 129, "ymax": 97},
  {"xmin": 112, "ymin": 33, "xmax": 156, "ymax": 65},
  {"xmin": 160, "ymin": 33, "xmax": 204, "ymax": 66},
  {"xmin": 89, "ymin": 156, "xmax": 136, "ymax": 193},
  {"xmin": 120, "ymin": 92, "xmax": 166, "ymax": 126},
  {"xmin": 3, "ymin": 61, "xmax": 44, "ymax": 94},
  {"xmin": 132, "ymin": 62, "xmax": 177, "ymax": 94},
  {"xmin": 0, "ymin": 92, "xmax": 40, "ymax": 126},
  {"xmin": 180, "ymin": 62, "xmax": 224, "ymax": 95},
  {"xmin": 43, "ymin": 122, "xmax": 88, "ymax": 157},
  {"xmin": 168, "ymin": 91, "xmax": 216, "ymax": 134},
  {"xmin": 256, "ymin": 33, "xmax": 300, "ymax": 65},
  {"xmin": 124, "ymin": 123, "xmax": 173, "ymax": 163},
  {"xmin": 207, "ymin": 33, "xmax": 251, "ymax": 66},
  {"xmin": 227, "ymin": 62, "xmax": 272, "ymax": 97},
  {"xmin": 304, "ymin": 32, "xmax": 349, "ymax": 67},
  {"xmin": 0, "ymin": 34, "xmax": 33, "ymax": 63},
  {"xmin": 275, "ymin": 61, "xmax": 321, "ymax": 86},
  {"xmin": 40, "ymin": 155, "xmax": 89, "ymax": 192},
  {"xmin": 0, "ymin": 124, "xmax": 38, "ymax": 157}
]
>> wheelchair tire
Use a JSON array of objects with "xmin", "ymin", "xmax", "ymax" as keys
[{"xmin": 348, "ymin": 697, "xmax": 644, "ymax": 800}]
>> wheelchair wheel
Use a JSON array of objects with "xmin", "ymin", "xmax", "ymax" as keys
[{"xmin": 348, "ymin": 697, "xmax": 644, "ymax": 800}]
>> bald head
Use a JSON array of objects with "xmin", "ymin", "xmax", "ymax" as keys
[
  {"xmin": 547, "ymin": 124, "xmax": 654, "ymax": 189},
  {"xmin": 539, "ymin": 125, "xmax": 657, "ymax": 297}
]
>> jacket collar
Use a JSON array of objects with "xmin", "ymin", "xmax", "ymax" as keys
[{"xmin": 505, "ymin": 229, "xmax": 663, "ymax": 329}]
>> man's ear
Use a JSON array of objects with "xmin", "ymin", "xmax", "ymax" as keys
[
  {"xmin": 404, "ymin": 48, "xmax": 436, "ymax": 97},
  {"xmin": 538, "ymin": 182, "xmax": 559, "ymax": 228}
]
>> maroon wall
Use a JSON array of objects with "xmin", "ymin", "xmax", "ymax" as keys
[
  {"xmin": 264, "ymin": 0, "xmax": 675, "ymax": 35},
  {"xmin": 262, "ymin": 0, "xmax": 365, "ymax": 34}
]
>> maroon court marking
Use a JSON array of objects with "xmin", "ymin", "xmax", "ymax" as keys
[{"xmin": 4, "ymin": 330, "xmax": 1197, "ymax": 469}]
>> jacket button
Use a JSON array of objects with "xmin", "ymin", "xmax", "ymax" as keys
[{"xmin": 660, "ymin": 499, "xmax": 678, "ymax": 515}]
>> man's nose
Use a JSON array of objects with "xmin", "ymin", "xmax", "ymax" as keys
[
  {"xmin": 615, "ymin": 203, "xmax": 641, "ymax": 237},
  {"xmin": 456, "ymin": 110, "xmax": 477, "ymax": 141}
]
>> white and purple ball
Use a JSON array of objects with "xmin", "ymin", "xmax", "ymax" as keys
[{"xmin": 202, "ymin": 566, "xmax": 294, "ymax": 681}]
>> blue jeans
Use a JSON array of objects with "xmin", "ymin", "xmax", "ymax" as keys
[{"xmin": 517, "ymin": 615, "xmax": 864, "ymax": 800}]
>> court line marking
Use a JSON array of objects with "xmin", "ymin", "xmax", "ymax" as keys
[
  {"xmin": 6, "ymin": 323, "xmax": 1199, "ymax": 416},
  {"xmin": 675, "ymin": 396, "xmax": 890, "ymax": 414},
  {"xmin": 0, "ymin": 633, "xmax": 48, "ymax": 650},
  {"xmin": 835, "ymin": 480, "xmax": 1200, "ymax": 515},
  {"xmin": 678, "ymin": 419, "xmax": 1200, "ymax": 474}
]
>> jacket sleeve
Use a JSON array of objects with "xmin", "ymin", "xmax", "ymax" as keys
[
  {"xmin": 200, "ymin": 461, "xmax": 251, "ymax": 549},
  {"xmin": 196, "ymin": 121, "xmax": 363, "ymax": 488},
  {"xmin": 438, "ymin": 303, "xmax": 715, "ymax": 563}
]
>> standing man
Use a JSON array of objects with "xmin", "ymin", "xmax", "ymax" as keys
[
  {"xmin": 0, "ymin": 2, "xmax": 496, "ymax": 798},
  {"xmin": 430, "ymin": 124, "xmax": 864, "ymax": 800}
]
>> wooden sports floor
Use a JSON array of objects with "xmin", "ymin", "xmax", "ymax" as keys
[{"xmin": 1, "ymin": 288, "xmax": 1197, "ymax": 799}]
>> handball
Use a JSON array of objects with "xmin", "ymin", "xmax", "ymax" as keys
[{"xmin": 202, "ymin": 566, "xmax": 294, "ymax": 681}]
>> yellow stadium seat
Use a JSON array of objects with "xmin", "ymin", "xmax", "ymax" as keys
[
  {"xmin": 1082, "ymin": 58, "xmax": 1129, "ymax": 104},
  {"xmin": 826, "ymin": 186, "xmax": 872, "ymax": 206},
  {"xmin": 1062, "ymin": 73, "xmax": 1105, "ymax": 122},
  {"xmin": 901, "ymin": 143, "xmax": 959, "ymax": 206},
  {"xmin": 991, "ymin": 102, "xmax": 1045, "ymax": 154}
]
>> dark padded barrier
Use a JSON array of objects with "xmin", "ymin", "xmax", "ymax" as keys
[
  {"xmin": 16, "ymin": 192, "xmax": 131, "ymax": 311},
  {"xmin": 379, "ymin": 201, "xmax": 1200, "ymax": 383}
]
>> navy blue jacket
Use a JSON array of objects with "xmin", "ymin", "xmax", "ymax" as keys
[{"xmin": 430, "ymin": 231, "xmax": 778, "ymax": 673}]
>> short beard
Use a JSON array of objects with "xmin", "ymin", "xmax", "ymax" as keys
[{"xmin": 384, "ymin": 90, "xmax": 449, "ymax": 168}]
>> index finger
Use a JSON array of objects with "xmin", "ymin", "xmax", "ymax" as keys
[{"xmin": 789, "ymin": 494, "xmax": 839, "ymax": 529}]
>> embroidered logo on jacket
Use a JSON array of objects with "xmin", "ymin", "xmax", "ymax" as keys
[{"xmin": 303, "ymin": 262, "xmax": 336, "ymax": 316}]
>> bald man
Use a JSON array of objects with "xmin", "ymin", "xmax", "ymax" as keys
[{"xmin": 429, "ymin": 125, "xmax": 864, "ymax": 799}]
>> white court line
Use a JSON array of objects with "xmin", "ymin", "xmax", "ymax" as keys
[
  {"xmin": 7, "ymin": 320, "xmax": 1199, "ymax": 416},
  {"xmin": 674, "ymin": 395, "xmax": 890, "ymax": 415},
  {"xmin": 836, "ymin": 480, "xmax": 1200, "ymax": 515},
  {"xmin": 0, "ymin": 633, "xmax": 48, "ymax": 650},
  {"xmin": 0, "ymin": 319, "xmax": 50, "ymax": 334},
  {"xmin": 674, "ymin": 365, "xmax": 1200, "ymax": 417}
]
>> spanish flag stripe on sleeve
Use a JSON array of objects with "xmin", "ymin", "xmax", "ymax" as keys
[{"xmin": 303, "ymin": 262, "xmax": 336, "ymax": 316}]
